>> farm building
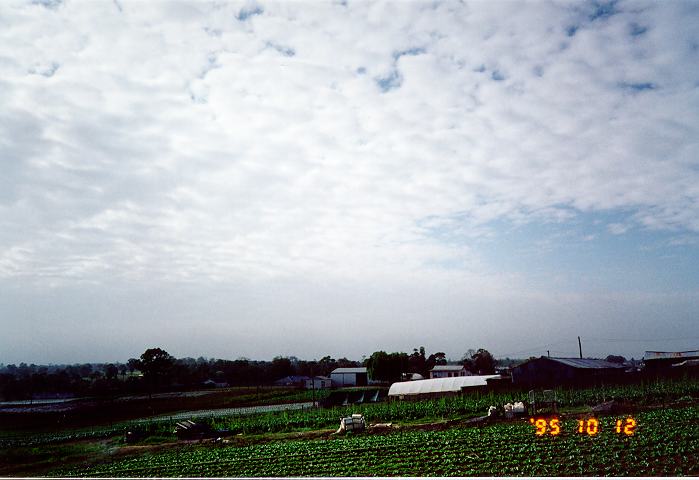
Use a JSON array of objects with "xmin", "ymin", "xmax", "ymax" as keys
[
  {"xmin": 643, "ymin": 350, "xmax": 699, "ymax": 371},
  {"xmin": 304, "ymin": 376, "xmax": 332, "ymax": 389},
  {"xmin": 388, "ymin": 375, "xmax": 500, "ymax": 399},
  {"xmin": 330, "ymin": 367, "xmax": 368, "ymax": 387},
  {"xmin": 429, "ymin": 365, "xmax": 472, "ymax": 378},
  {"xmin": 511, "ymin": 357, "xmax": 626, "ymax": 387},
  {"xmin": 273, "ymin": 375, "xmax": 310, "ymax": 387}
]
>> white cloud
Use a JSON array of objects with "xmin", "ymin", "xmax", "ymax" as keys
[
  {"xmin": 608, "ymin": 223, "xmax": 630, "ymax": 235},
  {"xmin": 1, "ymin": 0, "xmax": 698, "ymax": 361},
  {"xmin": 2, "ymin": 0, "xmax": 698, "ymax": 281}
]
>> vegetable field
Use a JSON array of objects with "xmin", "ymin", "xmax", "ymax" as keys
[
  {"xmin": 208, "ymin": 376, "xmax": 699, "ymax": 434},
  {"xmin": 54, "ymin": 404, "xmax": 699, "ymax": 477},
  {"xmin": 4, "ymin": 377, "xmax": 699, "ymax": 449}
]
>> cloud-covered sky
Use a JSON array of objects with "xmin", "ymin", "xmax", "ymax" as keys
[{"xmin": 1, "ymin": 0, "xmax": 698, "ymax": 364}]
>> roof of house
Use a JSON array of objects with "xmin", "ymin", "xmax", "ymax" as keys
[
  {"xmin": 545, "ymin": 357, "xmax": 626, "ymax": 369},
  {"xmin": 388, "ymin": 375, "xmax": 500, "ymax": 396},
  {"xmin": 643, "ymin": 350, "xmax": 699, "ymax": 361},
  {"xmin": 307, "ymin": 376, "xmax": 331, "ymax": 381},
  {"xmin": 330, "ymin": 367, "xmax": 367, "ymax": 374},
  {"xmin": 274, "ymin": 375, "xmax": 310, "ymax": 383},
  {"xmin": 430, "ymin": 365, "xmax": 466, "ymax": 371}
]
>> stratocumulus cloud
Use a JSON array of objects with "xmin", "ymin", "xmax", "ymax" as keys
[{"xmin": 0, "ymin": 0, "xmax": 698, "ymax": 363}]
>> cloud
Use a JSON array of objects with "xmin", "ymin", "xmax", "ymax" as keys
[
  {"xmin": 608, "ymin": 223, "xmax": 630, "ymax": 235},
  {"xmin": 0, "ymin": 0, "xmax": 697, "ymax": 286},
  {"xmin": 0, "ymin": 0, "xmax": 698, "ymax": 361}
]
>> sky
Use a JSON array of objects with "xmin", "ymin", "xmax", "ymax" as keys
[{"xmin": 1, "ymin": 0, "xmax": 699, "ymax": 365}]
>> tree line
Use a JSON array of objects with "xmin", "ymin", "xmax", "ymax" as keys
[
  {"xmin": 364, "ymin": 347, "xmax": 497, "ymax": 382},
  {"xmin": 0, "ymin": 349, "xmax": 359, "ymax": 401},
  {"xmin": 0, "ymin": 346, "xmax": 498, "ymax": 401}
]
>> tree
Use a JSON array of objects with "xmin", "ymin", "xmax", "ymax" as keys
[
  {"xmin": 466, "ymin": 348, "xmax": 496, "ymax": 375},
  {"xmin": 139, "ymin": 348, "xmax": 175, "ymax": 386},
  {"xmin": 104, "ymin": 363, "xmax": 118, "ymax": 380},
  {"xmin": 605, "ymin": 355, "xmax": 626, "ymax": 364},
  {"xmin": 365, "ymin": 351, "xmax": 409, "ymax": 383},
  {"xmin": 126, "ymin": 358, "xmax": 140, "ymax": 374},
  {"xmin": 426, "ymin": 352, "xmax": 447, "ymax": 372},
  {"xmin": 408, "ymin": 347, "xmax": 427, "ymax": 377},
  {"xmin": 269, "ymin": 356, "xmax": 294, "ymax": 380}
]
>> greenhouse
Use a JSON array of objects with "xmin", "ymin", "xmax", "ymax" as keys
[{"xmin": 388, "ymin": 375, "xmax": 501, "ymax": 398}]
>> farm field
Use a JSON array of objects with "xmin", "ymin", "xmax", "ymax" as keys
[
  {"xmin": 52, "ymin": 404, "xmax": 699, "ymax": 477},
  {"xmin": 3, "ymin": 377, "xmax": 699, "ymax": 476}
]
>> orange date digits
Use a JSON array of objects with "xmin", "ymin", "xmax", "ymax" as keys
[
  {"xmin": 586, "ymin": 418, "xmax": 599, "ymax": 435},
  {"xmin": 623, "ymin": 417, "xmax": 636, "ymax": 435},
  {"xmin": 530, "ymin": 418, "xmax": 560, "ymax": 436},
  {"xmin": 549, "ymin": 418, "xmax": 561, "ymax": 436}
]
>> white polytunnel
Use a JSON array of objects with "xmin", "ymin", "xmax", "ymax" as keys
[{"xmin": 388, "ymin": 375, "xmax": 501, "ymax": 397}]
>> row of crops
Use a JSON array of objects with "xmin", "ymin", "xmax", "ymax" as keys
[
  {"xmin": 54, "ymin": 404, "xmax": 699, "ymax": 477},
  {"xmin": 4, "ymin": 377, "xmax": 699, "ymax": 448},
  {"xmin": 208, "ymin": 376, "xmax": 699, "ymax": 434},
  {"xmin": 0, "ymin": 402, "xmax": 315, "ymax": 448}
]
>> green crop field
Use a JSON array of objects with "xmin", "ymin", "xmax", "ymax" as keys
[
  {"xmin": 53, "ymin": 404, "xmax": 699, "ymax": 477},
  {"xmin": 207, "ymin": 376, "xmax": 699, "ymax": 435},
  {"xmin": 4, "ymin": 376, "xmax": 699, "ymax": 450}
]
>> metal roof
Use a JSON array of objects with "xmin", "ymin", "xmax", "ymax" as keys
[
  {"xmin": 547, "ymin": 357, "xmax": 626, "ymax": 369},
  {"xmin": 430, "ymin": 365, "xmax": 467, "ymax": 371},
  {"xmin": 672, "ymin": 359, "xmax": 699, "ymax": 368},
  {"xmin": 330, "ymin": 367, "xmax": 367, "ymax": 374},
  {"xmin": 388, "ymin": 375, "xmax": 500, "ymax": 396},
  {"xmin": 643, "ymin": 350, "xmax": 699, "ymax": 361}
]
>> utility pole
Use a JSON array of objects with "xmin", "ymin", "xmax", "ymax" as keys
[
  {"xmin": 578, "ymin": 336, "xmax": 583, "ymax": 359},
  {"xmin": 310, "ymin": 366, "xmax": 316, "ymax": 408},
  {"xmin": 312, "ymin": 377, "xmax": 316, "ymax": 407}
]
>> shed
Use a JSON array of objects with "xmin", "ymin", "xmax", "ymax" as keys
[
  {"xmin": 388, "ymin": 375, "xmax": 500, "ymax": 399},
  {"xmin": 512, "ymin": 357, "xmax": 626, "ymax": 387},
  {"xmin": 643, "ymin": 350, "xmax": 699, "ymax": 371},
  {"xmin": 330, "ymin": 367, "xmax": 368, "ymax": 387},
  {"xmin": 429, "ymin": 365, "xmax": 472, "ymax": 379},
  {"xmin": 304, "ymin": 376, "xmax": 332, "ymax": 389}
]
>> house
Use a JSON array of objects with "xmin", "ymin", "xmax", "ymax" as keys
[
  {"xmin": 429, "ymin": 365, "xmax": 472, "ymax": 379},
  {"xmin": 388, "ymin": 375, "xmax": 500, "ymax": 399},
  {"xmin": 512, "ymin": 357, "xmax": 626, "ymax": 387},
  {"xmin": 304, "ymin": 376, "xmax": 332, "ymax": 390},
  {"xmin": 273, "ymin": 375, "xmax": 310, "ymax": 387},
  {"xmin": 643, "ymin": 350, "xmax": 699, "ymax": 371},
  {"xmin": 330, "ymin": 367, "xmax": 368, "ymax": 387}
]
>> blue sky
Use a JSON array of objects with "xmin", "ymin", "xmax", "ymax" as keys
[
  {"xmin": 0, "ymin": 0, "xmax": 698, "ymax": 364},
  {"xmin": 473, "ymin": 211, "xmax": 699, "ymax": 294}
]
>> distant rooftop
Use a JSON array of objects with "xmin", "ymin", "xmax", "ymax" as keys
[
  {"xmin": 547, "ymin": 357, "xmax": 626, "ymax": 369},
  {"xmin": 643, "ymin": 350, "xmax": 699, "ymax": 361},
  {"xmin": 330, "ymin": 367, "xmax": 367, "ymax": 374},
  {"xmin": 430, "ymin": 365, "xmax": 467, "ymax": 371}
]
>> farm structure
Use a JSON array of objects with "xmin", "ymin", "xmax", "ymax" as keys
[
  {"xmin": 304, "ymin": 376, "xmax": 331, "ymax": 389},
  {"xmin": 273, "ymin": 376, "xmax": 310, "ymax": 387},
  {"xmin": 429, "ymin": 365, "xmax": 472, "ymax": 378},
  {"xmin": 643, "ymin": 350, "xmax": 699, "ymax": 371},
  {"xmin": 320, "ymin": 388, "xmax": 383, "ymax": 407},
  {"xmin": 330, "ymin": 367, "xmax": 368, "ymax": 387},
  {"xmin": 511, "ymin": 357, "xmax": 626, "ymax": 387},
  {"xmin": 388, "ymin": 375, "xmax": 500, "ymax": 399}
]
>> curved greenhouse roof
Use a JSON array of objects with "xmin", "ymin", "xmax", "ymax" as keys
[{"xmin": 388, "ymin": 375, "xmax": 500, "ymax": 396}]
